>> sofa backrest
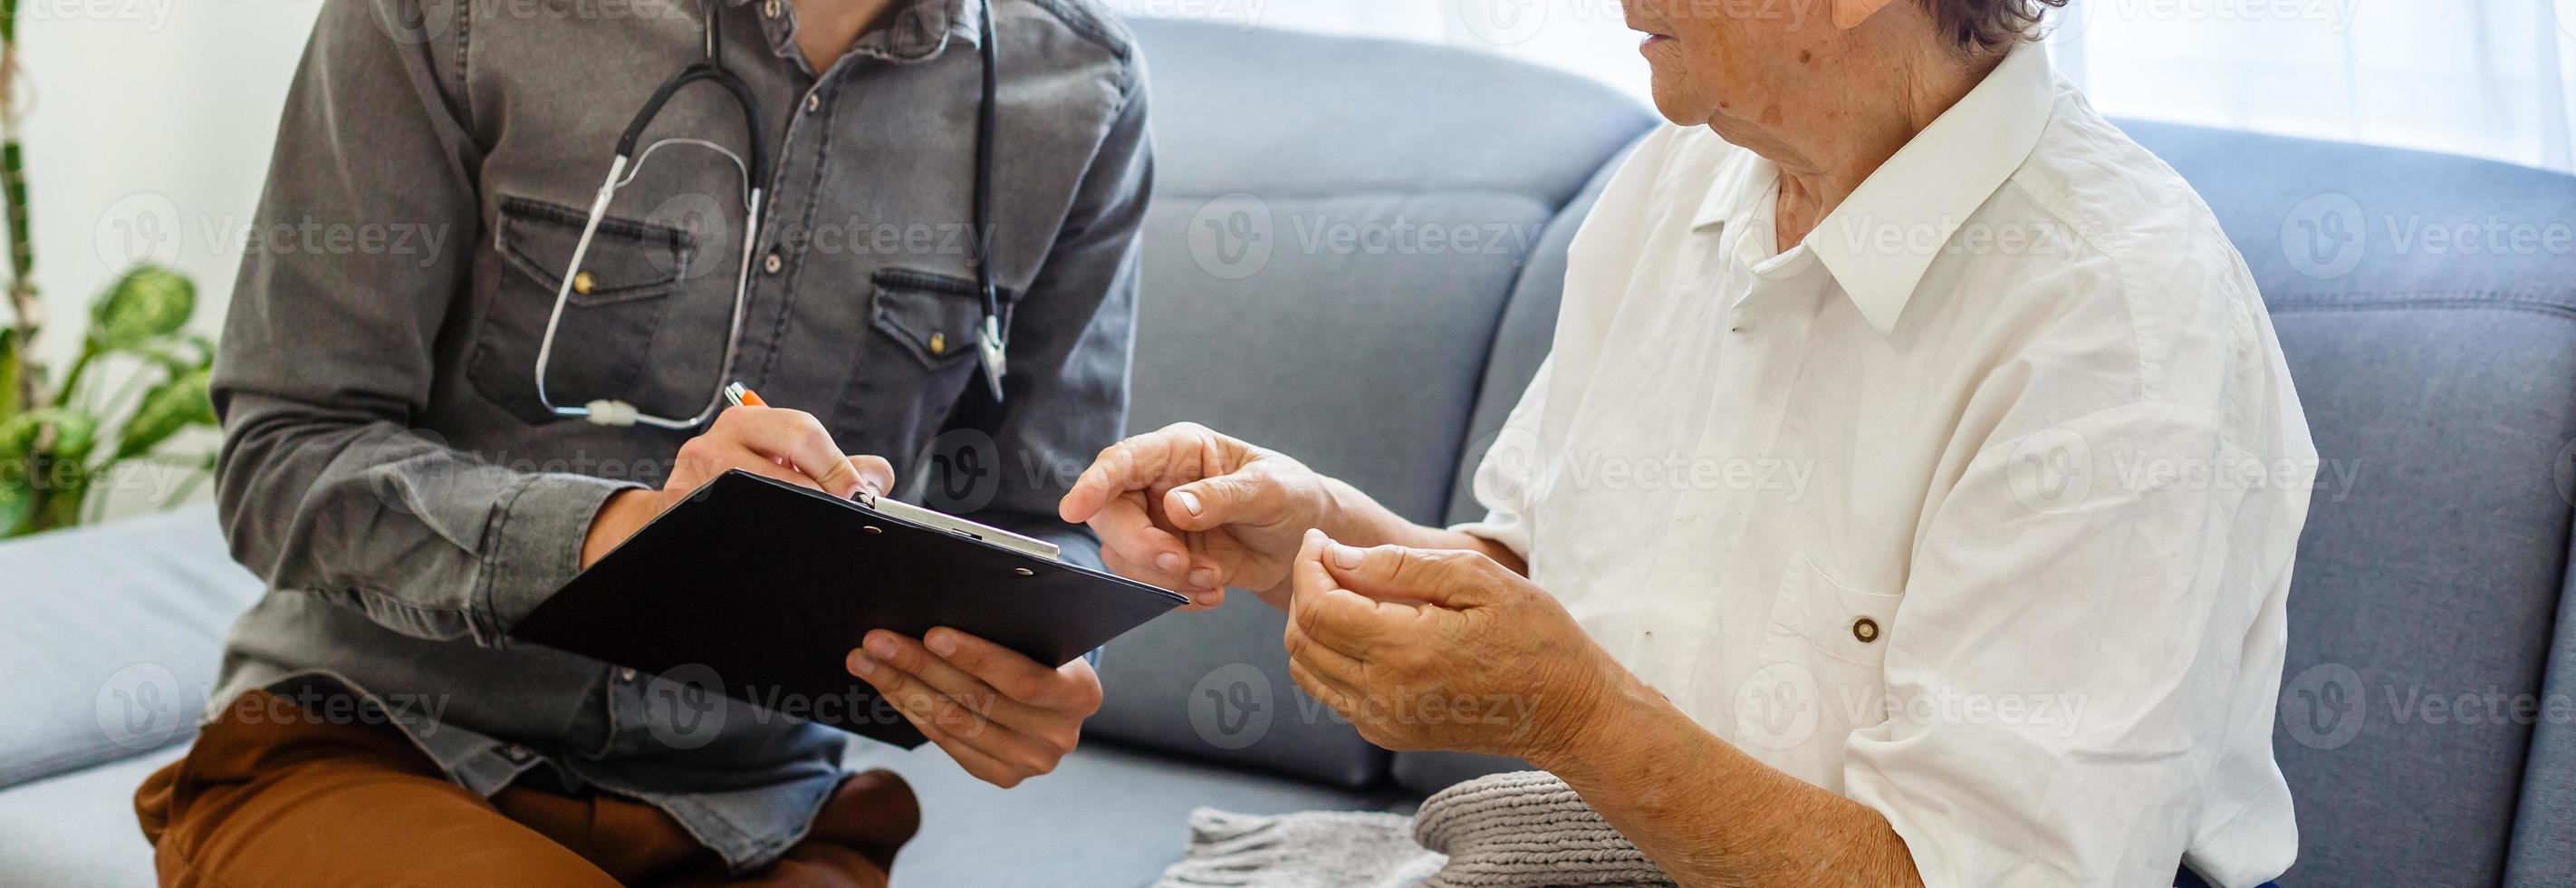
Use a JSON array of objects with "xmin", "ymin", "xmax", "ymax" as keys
[{"xmin": 1085, "ymin": 19, "xmax": 1653, "ymax": 787}]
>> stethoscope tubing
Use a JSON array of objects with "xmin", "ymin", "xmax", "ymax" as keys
[{"xmin": 537, "ymin": 0, "xmax": 1004, "ymax": 428}]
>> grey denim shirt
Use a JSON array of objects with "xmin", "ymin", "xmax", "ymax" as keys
[{"xmin": 207, "ymin": 0, "xmax": 1147, "ymax": 869}]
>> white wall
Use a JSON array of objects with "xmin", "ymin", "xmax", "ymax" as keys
[
  {"xmin": 18, "ymin": 0, "xmax": 322, "ymax": 369},
  {"xmin": 14, "ymin": 0, "xmax": 322, "ymax": 516}
]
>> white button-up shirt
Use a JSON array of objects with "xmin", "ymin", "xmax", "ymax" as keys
[{"xmin": 1456, "ymin": 43, "xmax": 2312, "ymax": 888}]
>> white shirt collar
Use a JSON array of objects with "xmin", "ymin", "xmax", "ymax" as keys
[{"xmin": 1691, "ymin": 41, "xmax": 2058, "ymax": 334}]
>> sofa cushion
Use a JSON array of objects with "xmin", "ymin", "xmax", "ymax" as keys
[
  {"xmin": 1088, "ymin": 19, "xmax": 1652, "ymax": 787},
  {"xmin": 2119, "ymin": 121, "xmax": 2576, "ymax": 888},
  {"xmin": 2510, "ymin": 543, "xmax": 2576, "ymax": 887},
  {"xmin": 0, "ymin": 505, "xmax": 262, "ymax": 789},
  {"xmin": 0, "ymin": 744, "xmax": 181, "ymax": 888}
]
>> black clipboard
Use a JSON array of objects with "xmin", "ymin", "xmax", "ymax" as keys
[{"xmin": 510, "ymin": 469, "xmax": 1188, "ymax": 748}]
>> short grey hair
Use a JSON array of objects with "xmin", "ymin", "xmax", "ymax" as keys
[{"xmin": 1918, "ymin": 0, "xmax": 2069, "ymax": 53}]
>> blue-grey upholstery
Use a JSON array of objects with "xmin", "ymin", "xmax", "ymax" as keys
[
  {"xmin": 0, "ymin": 505, "xmax": 263, "ymax": 790},
  {"xmin": 0, "ymin": 19, "xmax": 2568, "ymax": 888}
]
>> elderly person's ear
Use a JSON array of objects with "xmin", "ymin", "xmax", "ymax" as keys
[{"xmin": 1832, "ymin": 0, "xmax": 1907, "ymax": 29}]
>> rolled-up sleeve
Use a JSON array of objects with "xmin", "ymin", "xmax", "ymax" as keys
[
  {"xmin": 930, "ymin": 55, "xmax": 1152, "ymax": 573},
  {"xmin": 1450, "ymin": 356, "xmax": 1553, "ymax": 561},
  {"xmin": 212, "ymin": 0, "xmax": 639, "ymax": 646},
  {"xmin": 1841, "ymin": 402, "xmax": 2302, "ymax": 887}
]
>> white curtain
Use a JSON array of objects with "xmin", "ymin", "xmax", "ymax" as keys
[{"xmin": 1113, "ymin": 0, "xmax": 2576, "ymax": 174}]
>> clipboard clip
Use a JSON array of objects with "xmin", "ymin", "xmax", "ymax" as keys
[
  {"xmin": 721, "ymin": 381, "xmax": 1058, "ymax": 562},
  {"xmin": 856, "ymin": 490, "xmax": 1062, "ymax": 562}
]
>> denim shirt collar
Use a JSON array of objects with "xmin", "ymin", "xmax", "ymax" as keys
[{"xmin": 727, "ymin": 0, "xmax": 984, "ymax": 64}]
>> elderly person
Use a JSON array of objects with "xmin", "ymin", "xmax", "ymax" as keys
[{"xmin": 1060, "ymin": 0, "xmax": 2309, "ymax": 884}]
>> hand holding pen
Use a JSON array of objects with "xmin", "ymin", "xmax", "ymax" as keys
[{"xmin": 579, "ymin": 382, "xmax": 895, "ymax": 569}]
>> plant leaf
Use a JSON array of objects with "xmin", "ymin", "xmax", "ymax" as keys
[
  {"xmin": 47, "ymin": 410, "xmax": 98, "ymax": 465},
  {"xmin": 91, "ymin": 265, "xmax": 197, "ymax": 352},
  {"xmin": 0, "ymin": 409, "xmax": 94, "ymax": 537},
  {"xmin": 0, "ymin": 327, "xmax": 19, "ymax": 419},
  {"xmin": 0, "ymin": 409, "xmax": 40, "ymax": 459},
  {"xmin": 0, "ymin": 465, "xmax": 28, "ymax": 536},
  {"xmin": 0, "ymin": 405, "xmax": 29, "ymax": 536},
  {"xmin": 115, "ymin": 367, "xmax": 214, "ymax": 460}
]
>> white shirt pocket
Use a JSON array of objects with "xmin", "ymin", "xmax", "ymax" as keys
[{"xmin": 1733, "ymin": 555, "xmax": 1905, "ymax": 790}]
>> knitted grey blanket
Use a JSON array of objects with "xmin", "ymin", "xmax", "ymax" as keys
[{"xmin": 1154, "ymin": 771, "xmax": 1675, "ymax": 888}]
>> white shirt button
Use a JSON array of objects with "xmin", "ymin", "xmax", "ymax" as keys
[
  {"xmin": 763, "ymin": 0, "xmax": 781, "ymax": 18},
  {"xmin": 763, "ymin": 252, "xmax": 783, "ymax": 275},
  {"xmin": 805, "ymin": 93, "xmax": 822, "ymax": 114},
  {"xmin": 619, "ymin": 667, "xmax": 639, "ymax": 681}
]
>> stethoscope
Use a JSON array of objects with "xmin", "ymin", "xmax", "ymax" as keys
[{"xmin": 535, "ymin": 0, "xmax": 1009, "ymax": 430}]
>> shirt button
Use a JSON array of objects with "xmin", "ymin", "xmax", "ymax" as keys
[
  {"xmin": 1851, "ymin": 616, "xmax": 1881, "ymax": 643},
  {"xmin": 619, "ymin": 667, "xmax": 639, "ymax": 682},
  {"xmin": 763, "ymin": 0, "xmax": 781, "ymax": 17},
  {"xmin": 805, "ymin": 93, "xmax": 822, "ymax": 114},
  {"xmin": 763, "ymin": 252, "xmax": 783, "ymax": 275},
  {"xmin": 572, "ymin": 270, "xmax": 596, "ymax": 295}
]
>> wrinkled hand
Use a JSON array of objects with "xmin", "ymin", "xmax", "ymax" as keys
[
  {"xmin": 1058, "ymin": 422, "xmax": 1338, "ymax": 610},
  {"xmin": 1282, "ymin": 529, "xmax": 1625, "ymax": 760},
  {"xmin": 583, "ymin": 406, "xmax": 894, "ymax": 568},
  {"xmin": 847, "ymin": 628, "xmax": 1102, "ymax": 788}
]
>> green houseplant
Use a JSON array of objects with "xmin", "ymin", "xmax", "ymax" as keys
[{"xmin": 0, "ymin": 0, "xmax": 218, "ymax": 537}]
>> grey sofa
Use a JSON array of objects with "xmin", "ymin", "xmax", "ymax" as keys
[{"xmin": 4, "ymin": 18, "xmax": 2571, "ymax": 888}]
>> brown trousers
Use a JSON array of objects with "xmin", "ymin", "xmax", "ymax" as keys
[{"xmin": 134, "ymin": 690, "xmax": 918, "ymax": 887}]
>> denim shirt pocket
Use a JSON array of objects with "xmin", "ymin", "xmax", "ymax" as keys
[
  {"xmin": 468, "ymin": 195, "xmax": 697, "ymax": 425},
  {"xmin": 870, "ymin": 268, "xmax": 992, "ymax": 372},
  {"xmin": 840, "ymin": 267, "xmax": 1014, "ymax": 461}
]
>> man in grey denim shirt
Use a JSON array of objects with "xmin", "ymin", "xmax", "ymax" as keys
[{"xmin": 133, "ymin": 0, "xmax": 1150, "ymax": 883}]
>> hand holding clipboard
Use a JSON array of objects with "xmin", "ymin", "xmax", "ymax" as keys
[{"xmin": 517, "ymin": 384, "xmax": 1186, "ymax": 785}]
